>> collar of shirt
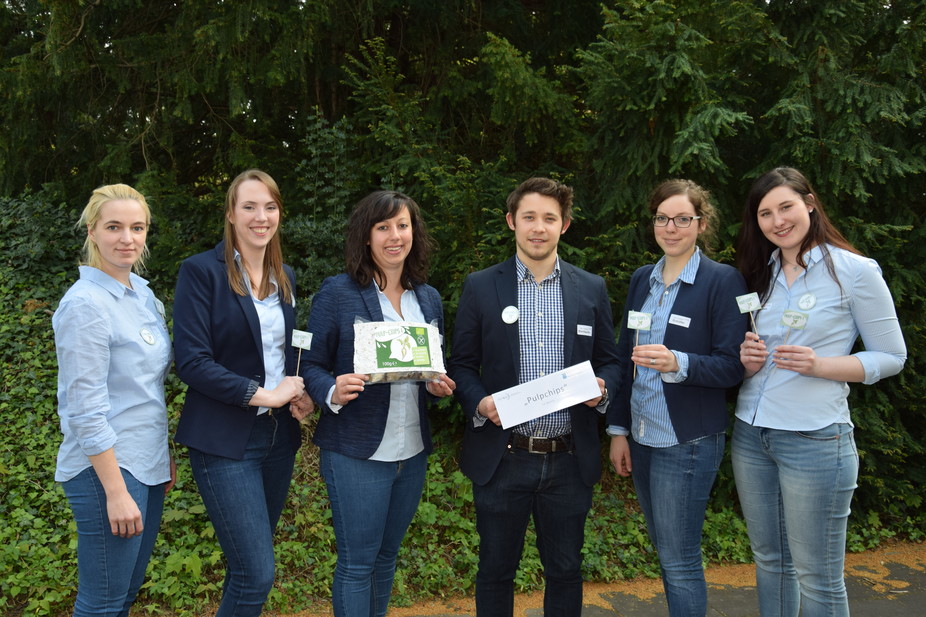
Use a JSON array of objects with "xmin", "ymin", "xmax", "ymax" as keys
[
  {"xmin": 649, "ymin": 246, "xmax": 702, "ymax": 290},
  {"xmin": 515, "ymin": 255, "xmax": 561, "ymax": 284},
  {"xmin": 234, "ymin": 250, "xmax": 279, "ymax": 295},
  {"xmin": 767, "ymin": 244, "xmax": 824, "ymax": 271},
  {"xmin": 78, "ymin": 265, "xmax": 149, "ymax": 298}
]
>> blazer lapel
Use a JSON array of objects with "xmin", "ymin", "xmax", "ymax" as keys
[
  {"xmin": 561, "ymin": 261, "xmax": 578, "ymax": 365},
  {"xmin": 495, "ymin": 257, "xmax": 520, "ymax": 371},
  {"xmin": 359, "ymin": 281, "xmax": 385, "ymax": 321},
  {"xmin": 217, "ymin": 241, "xmax": 264, "ymax": 364}
]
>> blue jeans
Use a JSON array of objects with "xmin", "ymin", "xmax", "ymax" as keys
[
  {"xmin": 189, "ymin": 413, "xmax": 296, "ymax": 617},
  {"xmin": 472, "ymin": 447, "xmax": 592, "ymax": 617},
  {"xmin": 320, "ymin": 448, "xmax": 428, "ymax": 617},
  {"xmin": 630, "ymin": 433, "xmax": 724, "ymax": 617},
  {"xmin": 732, "ymin": 419, "xmax": 858, "ymax": 617},
  {"xmin": 62, "ymin": 466, "xmax": 166, "ymax": 617}
]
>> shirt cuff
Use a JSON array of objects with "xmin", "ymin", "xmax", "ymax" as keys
[
  {"xmin": 241, "ymin": 380, "xmax": 259, "ymax": 408},
  {"xmin": 661, "ymin": 351, "xmax": 689, "ymax": 383},
  {"xmin": 472, "ymin": 408, "xmax": 488, "ymax": 428},
  {"xmin": 606, "ymin": 425, "xmax": 629, "ymax": 437},
  {"xmin": 326, "ymin": 385, "xmax": 343, "ymax": 414}
]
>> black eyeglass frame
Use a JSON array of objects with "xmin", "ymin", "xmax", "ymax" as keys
[{"xmin": 651, "ymin": 215, "xmax": 702, "ymax": 228}]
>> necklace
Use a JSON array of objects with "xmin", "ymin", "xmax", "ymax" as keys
[{"xmin": 782, "ymin": 260, "xmax": 802, "ymax": 272}]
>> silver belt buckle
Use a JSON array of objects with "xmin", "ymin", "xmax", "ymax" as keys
[{"xmin": 527, "ymin": 436, "xmax": 544, "ymax": 454}]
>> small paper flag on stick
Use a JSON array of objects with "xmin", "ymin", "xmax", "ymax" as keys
[
  {"xmin": 736, "ymin": 292, "xmax": 761, "ymax": 333},
  {"xmin": 292, "ymin": 329, "xmax": 313, "ymax": 375},
  {"xmin": 627, "ymin": 311, "xmax": 652, "ymax": 379}
]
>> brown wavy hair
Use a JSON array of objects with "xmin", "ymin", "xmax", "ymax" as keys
[
  {"xmin": 647, "ymin": 178, "xmax": 717, "ymax": 254},
  {"xmin": 736, "ymin": 166, "xmax": 859, "ymax": 302},
  {"xmin": 345, "ymin": 190, "xmax": 435, "ymax": 290},
  {"xmin": 223, "ymin": 169, "xmax": 293, "ymax": 303}
]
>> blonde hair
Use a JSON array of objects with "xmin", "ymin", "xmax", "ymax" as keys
[
  {"xmin": 222, "ymin": 169, "xmax": 294, "ymax": 303},
  {"xmin": 78, "ymin": 184, "xmax": 151, "ymax": 273}
]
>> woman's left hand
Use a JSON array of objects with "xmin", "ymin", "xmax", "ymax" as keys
[
  {"xmin": 426, "ymin": 374, "xmax": 456, "ymax": 398},
  {"xmin": 164, "ymin": 458, "xmax": 177, "ymax": 494},
  {"xmin": 772, "ymin": 344, "xmax": 818, "ymax": 376},
  {"xmin": 632, "ymin": 344, "xmax": 679, "ymax": 373},
  {"xmin": 290, "ymin": 391, "xmax": 316, "ymax": 421}
]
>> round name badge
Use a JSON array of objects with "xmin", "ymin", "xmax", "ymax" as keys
[
  {"xmin": 140, "ymin": 327, "xmax": 155, "ymax": 345},
  {"xmin": 501, "ymin": 305, "xmax": 519, "ymax": 324},
  {"xmin": 798, "ymin": 293, "xmax": 816, "ymax": 310}
]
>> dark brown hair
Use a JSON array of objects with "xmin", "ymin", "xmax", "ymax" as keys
[
  {"xmin": 648, "ymin": 178, "xmax": 717, "ymax": 254},
  {"xmin": 506, "ymin": 177, "xmax": 574, "ymax": 221},
  {"xmin": 222, "ymin": 169, "xmax": 293, "ymax": 303},
  {"xmin": 736, "ymin": 167, "xmax": 860, "ymax": 301},
  {"xmin": 345, "ymin": 190, "xmax": 435, "ymax": 290}
]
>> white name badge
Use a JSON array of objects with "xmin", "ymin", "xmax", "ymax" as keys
[
  {"xmin": 501, "ymin": 305, "xmax": 519, "ymax": 324},
  {"xmin": 493, "ymin": 361, "xmax": 601, "ymax": 430},
  {"xmin": 577, "ymin": 324, "xmax": 593, "ymax": 337},
  {"xmin": 668, "ymin": 314, "xmax": 691, "ymax": 328}
]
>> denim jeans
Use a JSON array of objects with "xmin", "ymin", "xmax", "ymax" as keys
[
  {"xmin": 189, "ymin": 413, "xmax": 296, "ymax": 617},
  {"xmin": 319, "ymin": 448, "xmax": 428, "ymax": 617},
  {"xmin": 62, "ymin": 466, "xmax": 166, "ymax": 617},
  {"xmin": 732, "ymin": 419, "xmax": 858, "ymax": 617},
  {"xmin": 472, "ymin": 447, "xmax": 592, "ymax": 617},
  {"xmin": 630, "ymin": 432, "xmax": 724, "ymax": 617}
]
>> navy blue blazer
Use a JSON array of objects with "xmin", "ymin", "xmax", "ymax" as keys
[
  {"xmin": 300, "ymin": 273, "xmax": 445, "ymax": 460},
  {"xmin": 449, "ymin": 257, "xmax": 621, "ymax": 487},
  {"xmin": 173, "ymin": 241, "xmax": 300, "ymax": 459},
  {"xmin": 606, "ymin": 256, "xmax": 748, "ymax": 442}
]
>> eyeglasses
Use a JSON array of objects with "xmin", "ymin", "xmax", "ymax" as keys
[{"xmin": 652, "ymin": 215, "xmax": 701, "ymax": 228}]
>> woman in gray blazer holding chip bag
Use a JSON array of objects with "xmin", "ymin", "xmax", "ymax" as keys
[{"xmin": 301, "ymin": 190, "xmax": 454, "ymax": 617}]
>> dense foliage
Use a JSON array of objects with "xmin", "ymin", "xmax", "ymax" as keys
[{"xmin": 1, "ymin": 1, "xmax": 924, "ymax": 614}]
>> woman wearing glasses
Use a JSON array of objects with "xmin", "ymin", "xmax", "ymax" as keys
[{"xmin": 608, "ymin": 179, "xmax": 748, "ymax": 617}]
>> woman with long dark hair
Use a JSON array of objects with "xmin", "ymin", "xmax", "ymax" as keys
[
  {"xmin": 734, "ymin": 167, "xmax": 906, "ymax": 616},
  {"xmin": 301, "ymin": 190, "xmax": 454, "ymax": 617}
]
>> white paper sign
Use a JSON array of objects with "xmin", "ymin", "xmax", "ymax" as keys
[
  {"xmin": 736, "ymin": 293, "xmax": 762, "ymax": 313},
  {"xmin": 628, "ymin": 311, "xmax": 652, "ymax": 331},
  {"xmin": 291, "ymin": 329, "xmax": 313, "ymax": 350},
  {"xmin": 493, "ymin": 361, "xmax": 601, "ymax": 429}
]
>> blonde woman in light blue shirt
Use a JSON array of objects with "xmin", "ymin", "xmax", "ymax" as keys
[
  {"xmin": 54, "ymin": 184, "xmax": 174, "ymax": 616},
  {"xmin": 733, "ymin": 167, "xmax": 906, "ymax": 617}
]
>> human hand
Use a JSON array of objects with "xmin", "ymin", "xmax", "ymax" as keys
[
  {"xmin": 106, "ymin": 489, "xmax": 143, "ymax": 538},
  {"xmin": 477, "ymin": 395, "xmax": 500, "ymax": 426},
  {"xmin": 331, "ymin": 373, "xmax": 369, "ymax": 406},
  {"xmin": 772, "ymin": 344, "xmax": 818, "ymax": 376},
  {"xmin": 426, "ymin": 374, "xmax": 456, "ymax": 398},
  {"xmin": 740, "ymin": 331, "xmax": 768, "ymax": 377},
  {"xmin": 290, "ymin": 391, "xmax": 316, "ymax": 422},
  {"xmin": 583, "ymin": 377, "xmax": 607, "ymax": 407},
  {"xmin": 631, "ymin": 344, "xmax": 679, "ymax": 373},
  {"xmin": 609, "ymin": 435, "xmax": 632, "ymax": 477},
  {"xmin": 164, "ymin": 458, "xmax": 177, "ymax": 494}
]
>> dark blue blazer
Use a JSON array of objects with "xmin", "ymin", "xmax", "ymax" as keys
[
  {"xmin": 300, "ymin": 273, "xmax": 445, "ymax": 460},
  {"xmin": 173, "ymin": 241, "xmax": 300, "ymax": 459},
  {"xmin": 606, "ymin": 256, "xmax": 748, "ymax": 442},
  {"xmin": 449, "ymin": 257, "xmax": 621, "ymax": 487}
]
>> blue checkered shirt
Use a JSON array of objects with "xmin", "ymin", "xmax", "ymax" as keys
[{"xmin": 514, "ymin": 256, "xmax": 570, "ymax": 437}]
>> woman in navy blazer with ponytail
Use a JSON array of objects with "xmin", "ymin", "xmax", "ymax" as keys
[
  {"xmin": 301, "ymin": 190, "xmax": 455, "ymax": 617},
  {"xmin": 173, "ymin": 169, "xmax": 313, "ymax": 617},
  {"xmin": 608, "ymin": 179, "xmax": 748, "ymax": 617}
]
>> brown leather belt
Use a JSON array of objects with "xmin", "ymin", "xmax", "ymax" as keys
[{"xmin": 508, "ymin": 433, "xmax": 573, "ymax": 454}]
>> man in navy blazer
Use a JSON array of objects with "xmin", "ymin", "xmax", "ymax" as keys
[{"xmin": 449, "ymin": 177, "xmax": 620, "ymax": 617}]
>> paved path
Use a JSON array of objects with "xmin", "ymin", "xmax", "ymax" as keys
[{"xmin": 357, "ymin": 542, "xmax": 926, "ymax": 617}]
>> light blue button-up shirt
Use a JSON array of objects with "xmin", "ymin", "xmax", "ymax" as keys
[
  {"xmin": 53, "ymin": 266, "xmax": 172, "ymax": 485},
  {"xmin": 736, "ymin": 245, "xmax": 906, "ymax": 430}
]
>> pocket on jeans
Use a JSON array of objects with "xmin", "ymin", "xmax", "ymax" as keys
[{"xmin": 795, "ymin": 423, "xmax": 851, "ymax": 441}]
